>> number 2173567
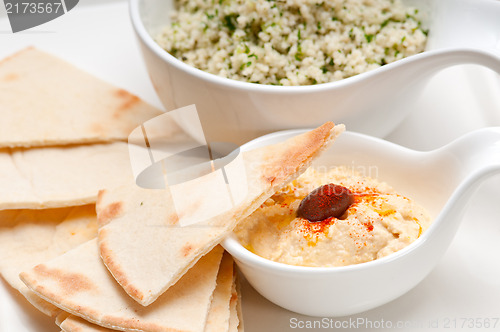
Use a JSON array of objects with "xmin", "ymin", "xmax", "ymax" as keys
[{"xmin": 5, "ymin": 2, "xmax": 64, "ymax": 14}]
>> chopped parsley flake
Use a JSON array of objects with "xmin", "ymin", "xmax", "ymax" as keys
[{"xmin": 223, "ymin": 14, "xmax": 239, "ymax": 32}]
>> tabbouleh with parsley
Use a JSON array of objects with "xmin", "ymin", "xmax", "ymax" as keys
[{"xmin": 156, "ymin": 0, "xmax": 428, "ymax": 85}]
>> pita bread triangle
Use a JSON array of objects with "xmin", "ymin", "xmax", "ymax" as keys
[
  {"xmin": 204, "ymin": 252, "xmax": 234, "ymax": 332},
  {"xmin": 97, "ymin": 122, "xmax": 344, "ymax": 306},
  {"xmin": 55, "ymin": 252, "xmax": 236, "ymax": 332},
  {"xmin": 228, "ymin": 272, "xmax": 243, "ymax": 332},
  {"xmin": 0, "ymin": 142, "xmax": 135, "ymax": 210},
  {"xmin": 20, "ymin": 242, "xmax": 224, "ymax": 332},
  {"xmin": 0, "ymin": 47, "xmax": 180, "ymax": 148},
  {"xmin": 0, "ymin": 205, "xmax": 97, "ymax": 317}
]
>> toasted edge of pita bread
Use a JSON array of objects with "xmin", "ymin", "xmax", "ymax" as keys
[{"xmin": 228, "ymin": 268, "xmax": 244, "ymax": 332}]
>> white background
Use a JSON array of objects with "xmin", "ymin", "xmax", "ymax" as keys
[{"xmin": 1, "ymin": 1, "xmax": 500, "ymax": 331}]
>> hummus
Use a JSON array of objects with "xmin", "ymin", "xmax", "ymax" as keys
[{"xmin": 235, "ymin": 167, "xmax": 431, "ymax": 267}]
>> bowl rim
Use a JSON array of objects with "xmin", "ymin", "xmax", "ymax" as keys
[
  {"xmin": 221, "ymin": 129, "xmax": 436, "ymax": 275},
  {"xmin": 129, "ymin": 0, "xmax": 436, "ymax": 93}
]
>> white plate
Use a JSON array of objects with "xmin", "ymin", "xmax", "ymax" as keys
[{"xmin": 1, "ymin": 1, "xmax": 500, "ymax": 331}]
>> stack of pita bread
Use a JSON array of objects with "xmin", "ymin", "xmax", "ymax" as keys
[{"xmin": 0, "ymin": 47, "xmax": 345, "ymax": 331}]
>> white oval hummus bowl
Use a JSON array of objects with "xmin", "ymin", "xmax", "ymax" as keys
[
  {"xmin": 130, "ymin": 0, "xmax": 500, "ymax": 144},
  {"xmin": 222, "ymin": 127, "xmax": 500, "ymax": 317}
]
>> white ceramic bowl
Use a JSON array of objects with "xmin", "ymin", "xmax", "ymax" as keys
[
  {"xmin": 130, "ymin": 0, "xmax": 500, "ymax": 145},
  {"xmin": 222, "ymin": 127, "xmax": 500, "ymax": 317}
]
